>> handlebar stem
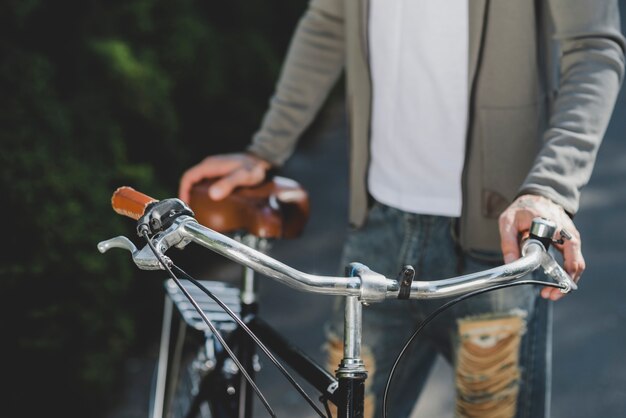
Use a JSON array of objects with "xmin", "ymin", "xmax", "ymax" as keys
[{"xmin": 336, "ymin": 295, "xmax": 367, "ymax": 377}]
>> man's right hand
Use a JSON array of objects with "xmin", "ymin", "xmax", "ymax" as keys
[{"xmin": 178, "ymin": 153, "xmax": 272, "ymax": 203}]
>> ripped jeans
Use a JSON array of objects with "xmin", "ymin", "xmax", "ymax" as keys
[{"xmin": 326, "ymin": 202, "xmax": 551, "ymax": 418}]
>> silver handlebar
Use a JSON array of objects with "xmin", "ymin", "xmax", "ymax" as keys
[
  {"xmin": 182, "ymin": 220, "xmax": 363, "ymax": 297},
  {"xmin": 98, "ymin": 214, "xmax": 576, "ymax": 304}
]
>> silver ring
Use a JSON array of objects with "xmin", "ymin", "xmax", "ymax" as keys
[{"xmin": 559, "ymin": 228, "xmax": 573, "ymax": 241}]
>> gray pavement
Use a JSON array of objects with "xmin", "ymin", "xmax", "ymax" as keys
[{"xmin": 108, "ymin": 37, "xmax": 626, "ymax": 418}]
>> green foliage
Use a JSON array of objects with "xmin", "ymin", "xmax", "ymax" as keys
[{"xmin": 0, "ymin": 0, "xmax": 306, "ymax": 416}]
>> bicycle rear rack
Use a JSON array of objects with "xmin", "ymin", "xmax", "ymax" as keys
[{"xmin": 165, "ymin": 279, "xmax": 241, "ymax": 333}]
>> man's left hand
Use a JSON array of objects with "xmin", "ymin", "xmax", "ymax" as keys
[{"xmin": 498, "ymin": 194, "xmax": 585, "ymax": 301}]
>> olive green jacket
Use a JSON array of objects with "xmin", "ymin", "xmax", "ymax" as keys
[{"xmin": 248, "ymin": 0, "xmax": 625, "ymax": 252}]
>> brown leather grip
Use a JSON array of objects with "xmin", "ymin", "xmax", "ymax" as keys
[{"xmin": 111, "ymin": 186, "xmax": 158, "ymax": 220}]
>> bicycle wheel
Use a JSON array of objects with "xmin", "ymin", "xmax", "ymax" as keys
[
  {"xmin": 148, "ymin": 332, "xmax": 216, "ymax": 418},
  {"xmin": 168, "ymin": 345, "xmax": 214, "ymax": 418},
  {"xmin": 150, "ymin": 279, "xmax": 241, "ymax": 418}
]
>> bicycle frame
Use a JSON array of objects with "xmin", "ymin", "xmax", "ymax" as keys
[
  {"xmin": 99, "ymin": 196, "xmax": 576, "ymax": 418},
  {"xmin": 154, "ymin": 249, "xmax": 365, "ymax": 418}
]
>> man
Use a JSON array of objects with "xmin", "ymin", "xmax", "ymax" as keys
[{"xmin": 179, "ymin": 1, "xmax": 625, "ymax": 417}]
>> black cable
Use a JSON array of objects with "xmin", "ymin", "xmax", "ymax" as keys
[
  {"xmin": 321, "ymin": 396, "xmax": 333, "ymax": 418},
  {"xmin": 140, "ymin": 231, "xmax": 276, "ymax": 418},
  {"xmin": 382, "ymin": 279, "xmax": 565, "ymax": 418},
  {"xmin": 172, "ymin": 264, "xmax": 329, "ymax": 418}
]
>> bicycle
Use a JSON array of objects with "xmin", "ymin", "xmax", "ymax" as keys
[{"xmin": 98, "ymin": 180, "xmax": 577, "ymax": 418}]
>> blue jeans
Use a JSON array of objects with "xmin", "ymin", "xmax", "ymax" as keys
[{"xmin": 327, "ymin": 202, "xmax": 551, "ymax": 418}]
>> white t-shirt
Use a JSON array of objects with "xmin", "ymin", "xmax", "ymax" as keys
[{"xmin": 368, "ymin": 0, "xmax": 469, "ymax": 217}]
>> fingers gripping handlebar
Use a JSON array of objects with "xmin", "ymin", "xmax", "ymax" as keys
[
  {"xmin": 99, "ymin": 187, "xmax": 577, "ymax": 300},
  {"xmin": 525, "ymin": 217, "xmax": 578, "ymax": 292}
]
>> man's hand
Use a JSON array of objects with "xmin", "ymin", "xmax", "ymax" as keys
[
  {"xmin": 178, "ymin": 153, "xmax": 271, "ymax": 203},
  {"xmin": 498, "ymin": 194, "xmax": 585, "ymax": 301}
]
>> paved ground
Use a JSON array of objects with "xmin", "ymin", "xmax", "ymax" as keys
[{"xmin": 108, "ymin": 33, "xmax": 626, "ymax": 418}]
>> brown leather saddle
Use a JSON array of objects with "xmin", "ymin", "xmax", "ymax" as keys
[{"xmin": 188, "ymin": 176, "xmax": 309, "ymax": 239}]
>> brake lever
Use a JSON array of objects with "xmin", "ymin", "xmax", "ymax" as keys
[
  {"xmin": 523, "ymin": 218, "xmax": 579, "ymax": 294},
  {"xmin": 97, "ymin": 235, "xmax": 169, "ymax": 271},
  {"xmin": 521, "ymin": 238, "xmax": 578, "ymax": 294},
  {"xmin": 540, "ymin": 253, "xmax": 578, "ymax": 293},
  {"xmin": 97, "ymin": 236, "xmax": 137, "ymax": 254}
]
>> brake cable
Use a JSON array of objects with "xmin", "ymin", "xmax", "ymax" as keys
[
  {"xmin": 382, "ymin": 279, "xmax": 565, "ymax": 418},
  {"xmin": 141, "ymin": 230, "xmax": 277, "ymax": 418},
  {"xmin": 172, "ymin": 265, "xmax": 329, "ymax": 418}
]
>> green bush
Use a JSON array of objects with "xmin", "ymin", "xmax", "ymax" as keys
[{"xmin": 0, "ymin": 0, "xmax": 306, "ymax": 416}]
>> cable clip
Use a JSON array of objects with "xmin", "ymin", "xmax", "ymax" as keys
[{"xmin": 397, "ymin": 265, "xmax": 415, "ymax": 300}]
